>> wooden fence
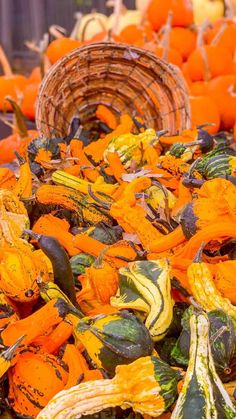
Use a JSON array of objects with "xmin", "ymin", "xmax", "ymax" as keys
[{"xmin": 0, "ymin": 0, "xmax": 135, "ymax": 73}]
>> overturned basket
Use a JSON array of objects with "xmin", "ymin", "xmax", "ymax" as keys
[{"xmin": 36, "ymin": 42, "xmax": 191, "ymax": 138}]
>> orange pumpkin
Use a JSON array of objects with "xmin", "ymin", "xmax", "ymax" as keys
[
  {"xmin": 0, "ymin": 130, "xmax": 38, "ymax": 164},
  {"xmin": 204, "ymin": 19, "xmax": 236, "ymax": 55},
  {"xmin": 169, "ymin": 27, "xmax": 197, "ymax": 60},
  {"xmin": 120, "ymin": 24, "xmax": 153, "ymax": 45},
  {"xmin": 147, "ymin": 0, "xmax": 194, "ymax": 31},
  {"xmin": 21, "ymin": 83, "xmax": 39, "ymax": 120},
  {"xmin": 189, "ymin": 95, "xmax": 220, "ymax": 134},
  {"xmin": 46, "ymin": 38, "xmax": 83, "ymax": 64},
  {"xmin": 207, "ymin": 75, "xmax": 236, "ymax": 130},
  {"xmin": 186, "ymin": 44, "xmax": 234, "ymax": 82},
  {"xmin": 28, "ymin": 66, "xmax": 42, "ymax": 84},
  {"xmin": 189, "ymin": 80, "xmax": 209, "ymax": 96},
  {"xmin": 144, "ymin": 43, "xmax": 183, "ymax": 68}
]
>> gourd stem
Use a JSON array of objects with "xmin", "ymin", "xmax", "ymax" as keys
[
  {"xmin": 3, "ymin": 335, "xmax": 25, "ymax": 361},
  {"xmin": 193, "ymin": 242, "xmax": 205, "ymax": 263},
  {"xmin": 93, "ymin": 246, "xmax": 110, "ymax": 269},
  {"xmin": 5, "ymin": 96, "xmax": 28, "ymax": 139},
  {"xmin": 0, "ymin": 45, "xmax": 13, "ymax": 77}
]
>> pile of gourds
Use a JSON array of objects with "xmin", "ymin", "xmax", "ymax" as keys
[{"xmin": 0, "ymin": 102, "xmax": 236, "ymax": 418}]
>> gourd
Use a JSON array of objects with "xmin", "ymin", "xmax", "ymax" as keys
[
  {"xmin": 36, "ymin": 355, "xmax": 180, "ymax": 419},
  {"xmin": 111, "ymin": 259, "xmax": 174, "ymax": 341},
  {"xmin": 187, "ymin": 247, "xmax": 236, "ymax": 319},
  {"xmin": 0, "ymin": 246, "xmax": 49, "ymax": 302},
  {"xmin": 8, "ymin": 350, "xmax": 68, "ymax": 417},
  {"xmin": 171, "ymin": 311, "xmax": 236, "ymax": 418},
  {"xmin": 171, "ymin": 306, "xmax": 236, "ymax": 379},
  {"xmin": 68, "ymin": 309, "xmax": 154, "ymax": 374}
]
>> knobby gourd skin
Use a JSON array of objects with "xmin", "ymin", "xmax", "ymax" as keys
[
  {"xmin": 36, "ymin": 355, "xmax": 180, "ymax": 419},
  {"xmin": 111, "ymin": 259, "xmax": 174, "ymax": 341},
  {"xmin": 171, "ymin": 311, "xmax": 236, "ymax": 418}
]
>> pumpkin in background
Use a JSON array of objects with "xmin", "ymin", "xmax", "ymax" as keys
[
  {"xmin": 186, "ymin": 43, "xmax": 234, "ymax": 82},
  {"xmin": 204, "ymin": 19, "xmax": 236, "ymax": 55},
  {"xmin": 21, "ymin": 83, "xmax": 39, "ymax": 120},
  {"xmin": 169, "ymin": 27, "xmax": 197, "ymax": 61},
  {"xmin": 207, "ymin": 75, "xmax": 236, "ymax": 130},
  {"xmin": 0, "ymin": 46, "xmax": 27, "ymax": 111},
  {"xmin": 46, "ymin": 38, "xmax": 83, "ymax": 64},
  {"xmin": 147, "ymin": 0, "xmax": 194, "ymax": 31},
  {"xmin": 28, "ymin": 66, "xmax": 42, "ymax": 84},
  {"xmin": 190, "ymin": 95, "xmax": 221, "ymax": 134},
  {"xmin": 192, "ymin": 0, "xmax": 225, "ymax": 24},
  {"xmin": 76, "ymin": 12, "xmax": 108, "ymax": 41}
]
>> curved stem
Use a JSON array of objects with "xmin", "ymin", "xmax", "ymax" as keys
[
  {"xmin": 159, "ymin": 11, "xmax": 173, "ymax": 62},
  {"xmin": 81, "ymin": 16, "xmax": 107, "ymax": 42},
  {"xmin": 211, "ymin": 21, "xmax": 228, "ymax": 46},
  {"xmin": 49, "ymin": 25, "xmax": 67, "ymax": 39},
  {"xmin": 112, "ymin": 0, "xmax": 122, "ymax": 36},
  {"xmin": 70, "ymin": 12, "xmax": 83, "ymax": 40},
  {"xmin": 0, "ymin": 45, "xmax": 13, "ymax": 77},
  {"xmin": 5, "ymin": 96, "xmax": 28, "ymax": 139}
]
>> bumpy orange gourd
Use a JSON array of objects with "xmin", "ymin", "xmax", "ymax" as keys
[{"xmin": 8, "ymin": 351, "xmax": 68, "ymax": 417}]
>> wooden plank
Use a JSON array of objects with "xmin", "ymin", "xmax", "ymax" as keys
[{"xmin": 0, "ymin": 0, "xmax": 13, "ymax": 59}]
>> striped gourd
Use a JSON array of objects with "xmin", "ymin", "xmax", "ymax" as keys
[
  {"xmin": 171, "ymin": 311, "xmax": 236, "ymax": 419},
  {"xmin": 111, "ymin": 259, "xmax": 174, "ymax": 341}
]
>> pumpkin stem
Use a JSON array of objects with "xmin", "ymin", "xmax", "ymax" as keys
[
  {"xmin": 0, "ymin": 45, "xmax": 13, "ymax": 77},
  {"xmin": 211, "ymin": 21, "xmax": 228, "ymax": 46},
  {"xmin": 70, "ymin": 12, "xmax": 83, "ymax": 40},
  {"xmin": 80, "ymin": 14, "xmax": 107, "ymax": 42},
  {"xmin": 49, "ymin": 24, "xmax": 67, "ymax": 39},
  {"xmin": 139, "ymin": 0, "xmax": 152, "ymax": 27},
  {"xmin": 159, "ymin": 11, "xmax": 173, "ymax": 62},
  {"xmin": 5, "ymin": 96, "xmax": 28, "ymax": 139},
  {"xmin": 14, "ymin": 151, "xmax": 26, "ymax": 166},
  {"xmin": 24, "ymin": 229, "xmax": 41, "ymax": 241},
  {"xmin": 193, "ymin": 242, "xmax": 205, "ymax": 263},
  {"xmin": 197, "ymin": 21, "xmax": 211, "ymax": 82},
  {"xmin": 111, "ymin": 0, "xmax": 123, "ymax": 35}
]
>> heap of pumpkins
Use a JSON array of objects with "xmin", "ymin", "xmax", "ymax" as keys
[{"xmin": 0, "ymin": 0, "xmax": 236, "ymax": 163}]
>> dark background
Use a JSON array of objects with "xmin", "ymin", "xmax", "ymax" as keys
[{"xmin": 0, "ymin": 0, "xmax": 135, "ymax": 73}]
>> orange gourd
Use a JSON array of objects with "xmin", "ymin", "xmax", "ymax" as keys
[
  {"xmin": 189, "ymin": 95, "xmax": 220, "ymax": 134},
  {"xmin": 147, "ymin": 0, "xmax": 194, "ymax": 31},
  {"xmin": 144, "ymin": 43, "xmax": 183, "ymax": 68},
  {"xmin": 0, "ymin": 168, "xmax": 16, "ymax": 189},
  {"xmin": 189, "ymin": 81, "xmax": 209, "ymax": 96},
  {"xmin": 8, "ymin": 350, "xmax": 68, "ymax": 417},
  {"xmin": 28, "ymin": 66, "xmax": 42, "ymax": 83},
  {"xmin": 207, "ymin": 75, "xmax": 236, "ymax": 130}
]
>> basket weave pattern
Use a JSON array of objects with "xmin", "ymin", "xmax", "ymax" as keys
[{"xmin": 36, "ymin": 42, "xmax": 191, "ymax": 137}]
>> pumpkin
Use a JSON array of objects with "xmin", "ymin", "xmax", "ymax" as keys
[
  {"xmin": 204, "ymin": 19, "xmax": 236, "ymax": 55},
  {"xmin": 21, "ymin": 83, "xmax": 39, "ymax": 120},
  {"xmin": 0, "ymin": 46, "xmax": 27, "ymax": 111},
  {"xmin": 192, "ymin": 0, "xmax": 225, "ymax": 24},
  {"xmin": 8, "ymin": 350, "xmax": 68, "ymax": 417},
  {"xmin": 186, "ymin": 44, "xmax": 234, "ymax": 82},
  {"xmin": 147, "ymin": 0, "xmax": 194, "ymax": 31},
  {"xmin": 207, "ymin": 75, "xmax": 236, "ymax": 130},
  {"xmin": 76, "ymin": 12, "xmax": 108, "ymax": 41},
  {"xmin": 171, "ymin": 311, "xmax": 236, "ymax": 418},
  {"xmin": 46, "ymin": 38, "xmax": 82, "ymax": 64},
  {"xmin": 189, "ymin": 95, "xmax": 221, "ymax": 134},
  {"xmin": 111, "ymin": 259, "xmax": 174, "ymax": 341},
  {"xmin": 169, "ymin": 27, "xmax": 197, "ymax": 61},
  {"xmin": 36, "ymin": 355, "xmax": 180, "ymax": 418}
]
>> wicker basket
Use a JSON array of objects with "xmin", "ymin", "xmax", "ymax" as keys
[{"xmin": 36, "ymin": 42, "xmax": 191, "ymax": 138}]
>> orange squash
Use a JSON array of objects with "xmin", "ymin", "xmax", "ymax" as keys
[
  {"xmin": 189, "ymin": 95, "xmax": 220, "ymax": 134},
  {"xmin": 147, "ymin": 0, "xmax": 194, "ymax": 31}
]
